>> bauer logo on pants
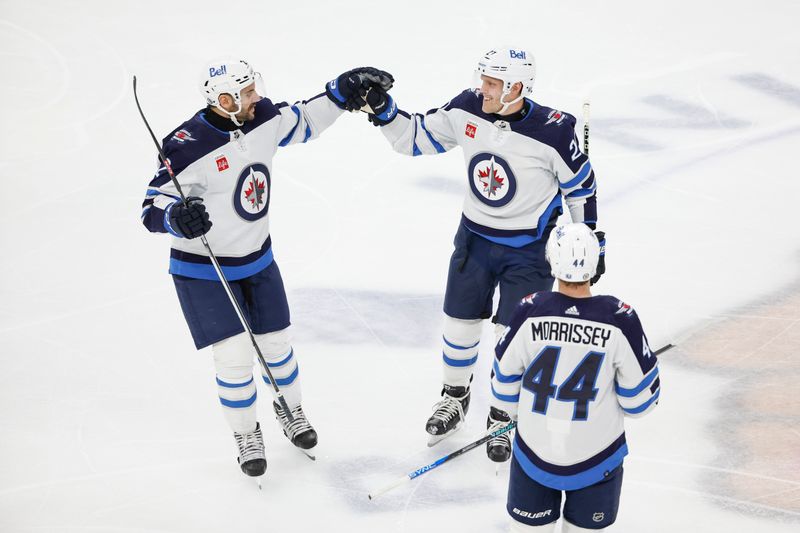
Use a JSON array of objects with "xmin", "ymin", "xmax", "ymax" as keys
[
  {"xmin": 467, "ymin": 152, "xmax": 517, "ymax": 207},
  {"xmin": 233, "ymin": 163, "xmax": 271, "ymax": 221}
]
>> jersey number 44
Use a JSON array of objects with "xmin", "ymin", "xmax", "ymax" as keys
[{"xmin": 523, "ymin": 346, "xmax": 604, "ymax": 421}]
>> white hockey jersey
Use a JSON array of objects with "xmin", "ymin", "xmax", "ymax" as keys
[
  {"xmin": 491, "ymin": 291, "xmax": 660, "ymax": 490},
  {"xmin": 379, "ymin": 90, "xmax": 597, "ymax": 247},
  {"xmin": 141, "ymin": 94, "xmax": 343, "ymax": 280}
]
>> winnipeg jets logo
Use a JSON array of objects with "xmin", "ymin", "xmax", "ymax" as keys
[
  {"xmin": 520, "ymin": 293, "xmax": 537, "ymax": 305},
  {"xmin": 233, "ymin": 163, "xmax": 271, "ymax": 221},
  {"xmin": 615, "ymin": 301, "xmax": 634, "ymax": 316},
  {"xmin": 171, "ymin": 129, "xmax": 196, "ymax": 143},
  {"xmin": 545, "ymin": 110, "xmax": 566, "ymax": 126},
  {"xmin": 467, "ymin": 152, "xmax": 517, "ymax": 207}
]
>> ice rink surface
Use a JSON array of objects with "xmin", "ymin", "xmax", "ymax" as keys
[{"xmin": 1, "ymin": 0, "xmax": 799, "ymax": 531}]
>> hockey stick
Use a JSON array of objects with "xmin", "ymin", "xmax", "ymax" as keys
[
  {"xmin": 582, "ymin": 99, "xmax": 671, "ymax": 360},
  {"xmin": 582, "ymin": 101, "xmax": 590, "ymax": 155},
  {"xmin": 132, "ymin": 76, "xmax": 296, "ymax": 425},
  {"xmin": 654, "ymin": 344, "xmax": 674, "ymax": 356},
  {"xmin": 368, "ymin": 421, "xmax": 517, "ymax": 500}
]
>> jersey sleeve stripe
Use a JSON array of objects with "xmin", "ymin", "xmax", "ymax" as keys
[
  {"xmin": 493, "ymin": 359, "xmax": 523, "ymax": 383},
  {"xmin": 278, "ymin": 106, "xmax": 302, "ymax": 146},
  {"xmin": 566, "ymin": 185, "xmax": 597, "ymax": 198},
  {"xmin": 560, "ymin": 161, "xmax": 592, "ymax": 188},
  {"xmin": 420, "ymin": 116, "xmax": 446, "ymax": 154},
  {"xmin": 411, "ymin": 118, "xmax": 422, "ymax": 156},
  {"xmin": 163, "ymin": 202, "xmax": 181, "ymax": 237},
  {"xmin": 622, "ymin": 388, "xmax": 660, "ymax": 414},
  {"xmin": 491, "ymin": 383, "xmax": 520, "ymax": 402},
  {"xmin": 615, "ymin": 367, "xmax": 659, "ymax": 397}
]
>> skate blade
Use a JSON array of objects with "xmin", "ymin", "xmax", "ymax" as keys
[
  {"xmin": 427, "ymin": 424, "xmax": 462, "ymax": 447},
  {"xmin": 299, "ymin": 447, "xmax": 316, "ymax": 461},
  {"xmin": 256, "ymin": 476, "xmax": 263, "ymax": 490}
]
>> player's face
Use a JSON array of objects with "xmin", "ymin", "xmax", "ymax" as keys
[
  {"xmin": 479, "ymin": 75, "xmax": 522, "ymax": 115},
  {"xmin": 480, "ymin": 75, "xmax": 506, "ymax": 114},
  {"xmin": 235, "ymin": 83, "xmax": 261, "ymax": 122}
]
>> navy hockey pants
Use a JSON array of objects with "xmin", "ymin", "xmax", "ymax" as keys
[
  {"xmin": 173, "ymin": 260, "xmax": 291, "ymax": 349},
  {"xmin": 507, "ymin": 455, "xmax": 623, "ymax": 529},
  {"xmin": 443, "ymin": 223, "xmax": 554, "ymax": 325}
]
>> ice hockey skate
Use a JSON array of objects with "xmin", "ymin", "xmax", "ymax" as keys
[
  {"xmin": 273, "ymin": 402, "xmax": 318, "ymax": 460},
  {"xmin": 233, "ymin": 422, "xmax": 266, "ymax": 486},
  {"xmin": 426, "ymin": 384, "xmax": 471, "ymax": 447},
  {"xmin": 486, "ymin": 406, "xmax": 512, "ymax": 463}
]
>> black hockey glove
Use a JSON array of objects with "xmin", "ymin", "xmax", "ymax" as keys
[
  {"xmin": 326, "ymin": 67, "xmax": 395, "ymax": 112},
  {"xmin": 168, "ymin": 196, "xmax": 212, "ymax": 239},
  {"xmin": 365, "ymin": 87, "xmax": 398, "ymax": 126},
  {"xmin": 590, "ymin": 231, "xmax": 606, "ymax": 285}
]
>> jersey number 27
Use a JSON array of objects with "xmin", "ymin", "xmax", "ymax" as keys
[{"xmin": 522, "ymin": 346, "xmax": 604, "ymax": 420}]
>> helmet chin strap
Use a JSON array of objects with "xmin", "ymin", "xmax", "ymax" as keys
[
  {"xmin": 215, "ymin": 96, "xmax": 245, "ymax": 126},
  {"xmin": 497, "ymin": 87, "xmax": 524, "ymax": 115}
]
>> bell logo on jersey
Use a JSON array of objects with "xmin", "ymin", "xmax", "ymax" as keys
[
  {"xmin": 467, "ymin": 152, "xmax": 517, "ymax": 207},
  {"xmin": 545, "ymin": 109, "xmax": 566, "ymax": 126},
  {"xmin": 215, "ymin": 155, "xmax": 229, "ymax": 172},
  {"xmin": 465, "ymin": 122, "xmax": 477, "ymax": 138},
  {"xmin": 233, "ymin": 163, "xmax": 271, "ymax": 221}
]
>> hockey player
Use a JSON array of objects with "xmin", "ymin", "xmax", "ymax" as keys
[
  {"xmin": 490, "ymin": 223, "xmax": 659, "ymax": 532},
  {"xmin": 360, "ymin": 47, "xmax": 604, "ymax": 445},
  {"xmin": 140, "ymin": 58, "xmax": 393, "ymax": 478}
]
